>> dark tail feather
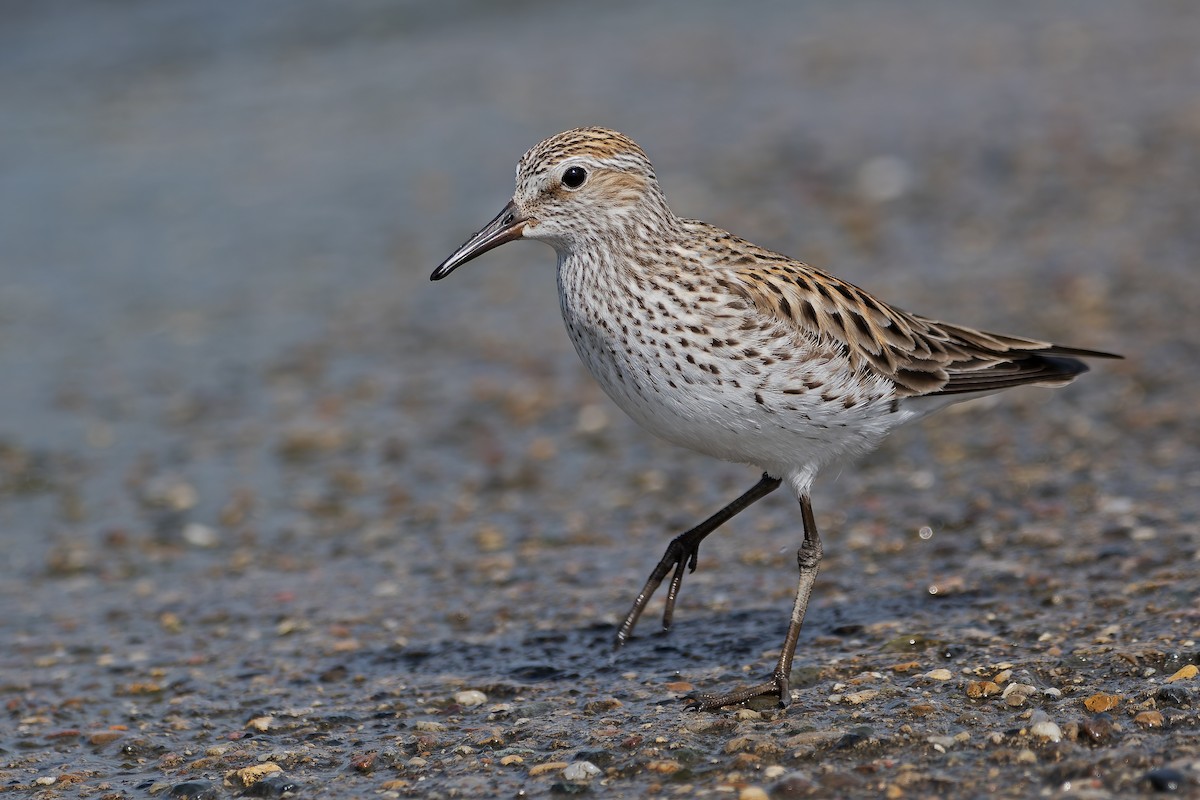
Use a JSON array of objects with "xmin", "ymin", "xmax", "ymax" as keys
[{"xmin": 932, "ymin": 352, "xmax": 1103, "ymax": 396}]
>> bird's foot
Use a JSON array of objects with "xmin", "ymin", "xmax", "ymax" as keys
[
  {"xmin": 614, "ymin": 535, "xmax": 702, "ymax": 648},
  {"xmin": 684, "ymin": 669, "xmax": 792, "ymax": 712}
]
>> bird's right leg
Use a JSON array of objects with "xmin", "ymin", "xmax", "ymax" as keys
[{"xmin": 614, "ymin": 473, "xmax": 782, "ymax": 648}]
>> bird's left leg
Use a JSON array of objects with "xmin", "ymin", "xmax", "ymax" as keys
[{"xmin": 615, "ymin": 473, "xmax": 781, "ymax": 648}]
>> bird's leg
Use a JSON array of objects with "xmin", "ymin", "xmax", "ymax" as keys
[
  {"xmin": 686, "ymin": 494, "xmax": 823, "ymax": 711},
  {"xmin": 614, "ymin": 473, "xmax": 781, "ymax": 648}
]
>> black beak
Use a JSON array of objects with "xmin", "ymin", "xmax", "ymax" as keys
[{"xmin": 430, "ymin": 200, "xmax": 528, "ymax": 281}]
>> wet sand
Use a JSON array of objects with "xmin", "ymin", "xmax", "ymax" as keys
[{"xmin": 2, "ymin": 1, "xmax": 1198, "ymax": 797}]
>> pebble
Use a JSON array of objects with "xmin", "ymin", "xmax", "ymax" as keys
[
  {"xmin": 927, "ymin": 735, "xmax": 957, "ymax": 752},
  {"xmin": 167, "ymin": 781, "xmax": 220, "ymax": 799},
  {"xmin": 1156, "ymin": 685, "xmax": 1191, "ymax": 706},
  {"xmin": 925, "ymin": 668, "xmax": 953, "ymax": 681},
  {"xmin": 562, "ymin": 761, "xmax": 601, "ymax": 781},
  {"xmin": 528, "ymin": 761, "xmax": 569, "ymax": 777},
  {"xmin": 223, "ymin": 763, "xmax": 282, "ymax": 789},
  {"xmin": 1083, "ymin": 693, "xmax": 1121, "ymax": 712},
  {"xmin": 1166, "ymin": 664, "xmax": 1198, "ymax": 682},
  {"xmin": 242, "ymin": 775, "xmax": 300, "ymax": 797},
  {"xmin": 454, "ymin": 690, "xmax": 487, "ymax": 707},
  {"xmin": 583, "ymin": 698, "xmax": 623, "ymax": 713},
  {"xmin": 844, "ymin": 689, "xmax": 880, "ymax": 705},
  {"xmin": 1080, "ymin": 714, "xmax": 1114, "ymax": 744},
  {"xmin": 182, "ymin": 523, "xmax": 219, "ymax": 548},
  {"xmin": 966, "ymin": 681, "xmax": 1001, "ymax": 698},
  {"xmin": 1144, "ymin": 767, "xmax": 1186, "ymax": 792},
  {"xmin": 770, "ymin": 772, "xmax": 815, "ymax": 797},
  {"xmin": 1030, "ymin": 719, "xmax": 1062, "ymax": 742},
  {"xmin": 414, "ymin": 720, "xmax": 446, "ymax": 732},
  {"xmin": 1134, "ymin": 710, "xmax": 1165, "ymax": 728},
  {"xmin": 738, "ymin": 787, "xmax": 770, "ymax": 800}
]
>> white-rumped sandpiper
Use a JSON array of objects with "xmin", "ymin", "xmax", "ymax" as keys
[{"xmin": 431, "ymin": 127, "xmax": 1120, "ymax": 710}]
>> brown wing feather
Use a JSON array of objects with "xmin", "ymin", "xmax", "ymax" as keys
[{"xmin": 704, "ymin": 226, "xmax": 1120, "ymax": 398}]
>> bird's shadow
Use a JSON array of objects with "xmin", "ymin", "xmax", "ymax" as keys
[{"xmin": 360, "ymin": 592, "xmax": 951, "ymax": 688}]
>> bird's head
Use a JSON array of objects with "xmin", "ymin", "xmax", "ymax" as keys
[{"xmin": 431, "ymin": 127, "xmax": 670, "ymax": 280}]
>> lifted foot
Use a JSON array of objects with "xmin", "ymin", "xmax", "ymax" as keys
[{"xmin": 615, "ymin": 474, "xmax": 782, "ymax": 648}]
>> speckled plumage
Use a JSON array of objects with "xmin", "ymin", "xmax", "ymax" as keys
[{"xmin": 432, "ymin": 127, "xmax": 1120, "ymax": 710}]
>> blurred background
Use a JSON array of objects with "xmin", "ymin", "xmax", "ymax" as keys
[{"xmin": 1, "ymin": 1, "xmax": 1198, "ymax": 794}]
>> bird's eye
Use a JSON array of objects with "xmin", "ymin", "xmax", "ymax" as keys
[{"xmin": 561, "ymin": 166, "xmax": 587, "ymax": 189}]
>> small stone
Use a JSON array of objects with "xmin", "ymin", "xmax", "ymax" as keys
[
  {"xmin": 645, "ymin": 760, "xmax": 683, "ymax": 774},
  {"xmin": 967, "ymin": 681, "xmax": 1001, "ymax": 698},
  {"xmin": 739, "ymin": 787, "xmax": 770, "ymax": 800},
  {"xmin": 223, "ymin": 763, "xmax": 282, "ymax": 789},
  {"xmin": 474, "ymin": 525, "xmax": 506, "ymax": 552},
  {"xmin": 455, "ymin": 690, "xmax": 487, "ymax": 707},
  {"xmin": 583, "ymin": 698, "xmax": 623, "ymax": 713},
  {"xmin": 735, "ymin": 708, "xmax": 762, "ymax": 721},
  {"xmin": 500, "ymin": 755, "xmax": 523, "ymax": 766},
  {"xmin": 88, "ymin": 730, "xmax": 125, "ymax": 746},
  {"xmin": 1030, "ymin": 720, "xmax": 1062, "ymax": 742},
  {"xmin": 1080, "ymin": 714, "xmax": 1114, "ymax": 744},
  {"xmin": 1166, "ymin": 664, "xmax": 1198, "ymax": 682},
  {"xmin": 1016, "ymin": 748, "xmax": 1037, "ymax": 764},
  {"xmin": 34, "ymin": 777, "xmax": 56, "ymax": 786},
  {"xmin": 844, "ymin": 689, "xmax": 880, "ymax": 705},
  {"xmin": 244, "ymin": 716, "xmax": 273, "ymax": 732},
  {"xmin": 1134, "ymin": 710, "xmax": 1164, "ymax": 728},
  {"xmin": 529, "ymin": 761, "xmax": 569, "ymax": 777},
  {"xmin": 1144, "ymin": 767, "xmax": 1186, "ymax": 792},
  {"xmin": 993, "ymin": 669, "xmax": 1013, "ymax": 684},
  {"xmin": 764, "ymin": 765, "xmax": 786, "ymax": 779},
  {"xmin": 771, "ymin": 772, "xmax": 815, "ymax": 797},
  {"xmin": 1083, "ymin": 693, "xmax": 1120, "ymax": 712},
  {"xmin": 562, "ymin": 761, "xmax": 601, "ymax": 781},
  {"xmin": 167, "ymin": 780, "xmax": 220, "ymax": 799},
  {"xmin": 414, "ymin": 721, "xmax": 446, "ymax": 732},
  {"xmin": 925, "ymin": 668, "xmax": 953, "ymax": 681},
  {"xmin": 182, "ymin": 523, "xmax": 219, "ymax": 548},
  {"xmin": 927, "ymin": 735, "xmax": 956, "ymax": 752},
  {"xmin": 243, "ymin": 775, "xmax": 300, "ymax": 797},
  {"xmin": 1155, "ymin": 685, "xmax": 1191, "ymax": 707},
  {"xmin": 664, "ymin": 681, "xmax": 693, "ymax": 692}
]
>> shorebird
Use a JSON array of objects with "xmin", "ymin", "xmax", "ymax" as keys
[{"xmin": 431, "ymin": 127, "xmax": 1120, "ymax": 710}]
